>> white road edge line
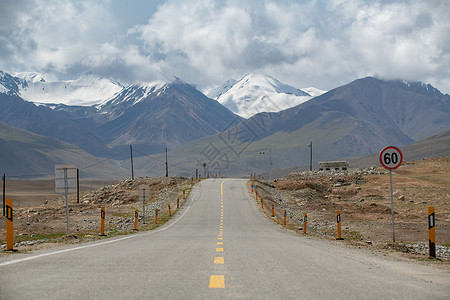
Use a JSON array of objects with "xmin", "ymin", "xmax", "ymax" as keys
[{"xmin": 0, "ymin": 197, "xmax": 193, "ymax": 267}]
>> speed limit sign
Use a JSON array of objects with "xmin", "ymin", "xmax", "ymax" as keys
[
  {"xmin": 379, "ymin": 146, "xmax": 403, "ymax": 170},
  {"xmin": 379, "ymin": 146, "xmax": 403, "ymax": 243}
]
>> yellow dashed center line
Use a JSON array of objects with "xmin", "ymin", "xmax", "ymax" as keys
[
  {"xmin": 209, "ymin": 275, "xmax": 225, "ymax": 288},
  {"xmin": 214, "ymin": 257, "xmax": 224, "ymax": 264},
  {"xmin": 209, "ymin": 179, "xmax": 228, "ymax": 289}
]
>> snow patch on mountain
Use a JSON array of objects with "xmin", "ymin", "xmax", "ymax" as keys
[
  {"xmin": 208, "ymin": 73, "xmax": 314, "ymax": 118},
  {"xmin": 96, "ymin": 81, "xmax": 165, "ymax": 111},
  {"xmin": 12, "ymin": 72, "xmax": 124, "ymax": 106},
  {"xmin": 301, "ymin": 87, "xmax": 326, "ymax": 98}
]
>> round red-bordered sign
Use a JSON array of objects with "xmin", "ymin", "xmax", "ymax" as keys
[{"xmin": 379, "ymin": 146, "xmax": 403, "ymax": 170}]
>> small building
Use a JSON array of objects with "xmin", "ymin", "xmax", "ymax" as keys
[{"xmin": 318, "ymin": 161, "xmax": 349, "ymax": 171}]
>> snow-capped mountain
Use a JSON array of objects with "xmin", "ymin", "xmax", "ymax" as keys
[
  {"xmin": 206, "ymin": 73, "xmax": 324, "ymax": 118},
  {"xmin": 11, "ymin": 72, "xmax": 124, "ymax": 106}
]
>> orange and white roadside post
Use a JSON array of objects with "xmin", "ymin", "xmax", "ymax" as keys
[
  {"xmin": 428, "ymin": 207, "xmax": 436, "ymax": 258},
  {"xmin": 272, "ymin": 203, "xmax": 275, "ymax": 217},
  {"xmin": 155, "ymin": 208, "xmax": 159, "ymax": 224},
  {"xmin": 261, "ymin": 198, "xmax": 263, "ymax": 209},
  {"xmin": 303, "ymin": 213, "xmax": 307, "ymax": 234},
  {"xmin": 336, "ymin": 210, "xmax": 343, "ymax": 240},
  {"xmin": 100, "ymin": 207, "xmax": 106, "ymax": 236},
  {"xmin": 168, "ymin": 204, "xmax": 172, "ymax": 216},
  {"xmin": 134, "ymin": 209, "xmax": 138, "ymax": 231},
  {"xmin": 284, "ymin": 210, "xmax": 287, "ymax": 226},
  {"xmin": 177, "ymin": 197, "xmax": 180, "ymax": 208},
  {"xmin": 6, "ymin": 199, "xmax": 16, "ymax": 251},
  {"xmin": 183, "ymin": 190, "xmax": 185, "ymax": 200}
]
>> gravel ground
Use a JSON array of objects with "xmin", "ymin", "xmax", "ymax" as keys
[{"xmin": 251, "ymin": 157, "xmax": 450, "ymax": 262}]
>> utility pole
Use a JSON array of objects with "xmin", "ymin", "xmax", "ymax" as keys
[
  {"xmin": 2, "ymin": 173, "xmax": 5, "ymax": 216},
  {"xmin": 308, "ymin": 142, "xmax": 313, "ymax": 171},
  {"xmin": 130, "ymin": 145, "xmax": 134, "ymax": 180},
  {"xmin": 165, "ymin": 148, "xmax": 168, "ymax": 177},
  {"xmin": 269, "ymin": 149, "xmax": 272, "ymax": 181},
  {"xmin": 77, "ymin": 169, "xmax": 80, "ymax": 204}
]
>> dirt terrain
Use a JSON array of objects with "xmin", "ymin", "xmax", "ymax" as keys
[
  {"xmin": 251, "ymin": 157, "xmax": 450, "ymax": 261},
  {"xmin": 0, "ymin": 177, "xmax": 193, "ymax": 253}
]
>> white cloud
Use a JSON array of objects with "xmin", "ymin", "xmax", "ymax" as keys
[{"xmin": 0, "ymin": 0, "xmax": 449, "ymax": 93}]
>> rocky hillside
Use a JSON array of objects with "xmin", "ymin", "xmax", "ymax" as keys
[{"xmin": 252, "ymin": 157, "xmax": 450, "ymax": 260}]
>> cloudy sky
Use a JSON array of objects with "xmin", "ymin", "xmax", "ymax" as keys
[{"xmin": 1, "ymin": 0, "xmax": 449, "ymax": 93}]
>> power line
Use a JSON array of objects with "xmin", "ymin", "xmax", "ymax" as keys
[
  {"xmin": 133, "ymin": 148, "xmax": 193, "ymax": 173},
  {"xmin": 79, "ymin": 148, "xmax": 130, "ymax": 171}
]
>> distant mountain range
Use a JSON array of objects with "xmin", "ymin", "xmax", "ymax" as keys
[
  {"xmin": 1, "ymin": 69, "xmax": 449, "ymax": 178},
  {"xmin": 0, "ymin": 121, "xmax": 126, "ymax": 179},
  {"xmin": 155, "ymin": 77, "xmax": 450, "ymax": 177},
  {"xmin": 0, "ymin": 70, "xmax": 241, "ymax": 156}
]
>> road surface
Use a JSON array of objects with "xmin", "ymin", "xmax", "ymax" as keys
[{"xmin": 1, "ymin": 179, "xmax": 449, "ymax": 299}]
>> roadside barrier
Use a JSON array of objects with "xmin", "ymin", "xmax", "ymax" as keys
[
  {"xmin": 100, "ymin": 207, "xmax": 106, "ymax": 236},
  {"xmin": 428, "ymin": 207, "xmax": 436, "ymax": 258},
  {"xmin": 336, "ymin": 211, "xmax": 343, "ymax": 240},
  {"xmin": 134, "ymin": 209, "xmax": 138, "ymax": 231},
  {"xmin": 303, "ymin": 213, "xmax": 307, "ymax": 234},
  {"xmin": 6, "ymin": 199, "xmax": 16, "ymax": 251}
]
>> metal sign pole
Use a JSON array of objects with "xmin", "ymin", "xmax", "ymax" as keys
[
  {"xmin": 142, "ymin": 189, "xmax": 146, "ymax": 224},
  {"xmin": 64, "ymin": 168, "xmax": 71, "ymax": 235},
  {"xmin": 389, "ymin": 170, "xmax": 395, "ymax": 242}
]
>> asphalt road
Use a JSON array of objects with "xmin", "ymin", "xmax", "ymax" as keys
[{"xmin": 1, "ymin": 179, "xmax": 449, "ymax": 299}]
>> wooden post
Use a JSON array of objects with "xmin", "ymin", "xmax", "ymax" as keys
[
  {"xmin": 336, "ymin": 210, "xmax": 343, "ymax": 240},
  {"xmin": 303, "ymin": 213, "xmax": 307, "ymax": 234},
  {"xmin": 100, "ymin": 207, "xmax": 106, "ymax": 236},
  {"xmin": 134, "ymin": 209, "xmax": 138, "ymax": 231},
  {"xmin": 6, "ymin": 199, "xmax": 15, "ymax": 251},
  {"xmin": 428, "ymin": 207, "xmax": 436, "ymax": 258}
]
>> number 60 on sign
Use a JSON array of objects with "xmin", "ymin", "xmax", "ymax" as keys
[{"xmin": 379, "ymin": 146, "xmax": 403, "ymax": 170}]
